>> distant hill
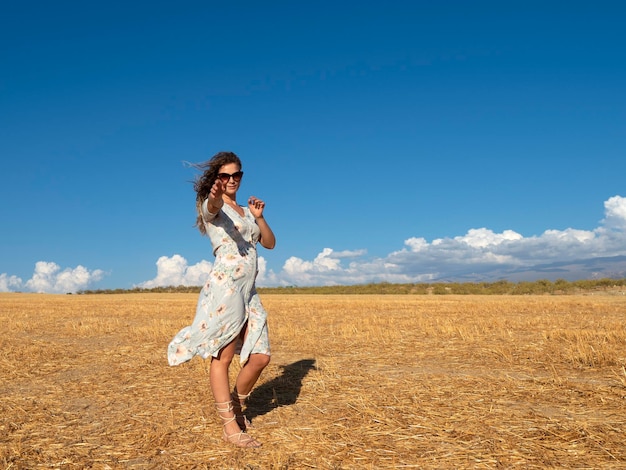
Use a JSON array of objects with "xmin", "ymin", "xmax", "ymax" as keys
[{"xmin": 437, "ymin": 255, "xmax": 626, "ymax": 283}]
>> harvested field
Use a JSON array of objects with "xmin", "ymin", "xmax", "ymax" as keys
[{"xmin": 1, "ymin": 292, "xmax": 625, "ymax": 469}]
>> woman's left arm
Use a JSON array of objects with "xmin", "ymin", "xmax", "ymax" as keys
[{"xmin": 248, "ymin": 197, "xmax": 276, "ymax": 249}]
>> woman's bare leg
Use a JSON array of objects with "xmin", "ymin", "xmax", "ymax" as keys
[
  {"xmin": 210, "ymin": 340, "xmax": 261, "ymax": 447},
  {"xmin": 232, "ymin": 353, "xmax": 270, "ymax": 429},
  {"xmin": 234, "ymin": 353, "xmax": 271, "ymax": 397},
  {"xmin": 234, "ymin": 322, "xmax": 271, "ymax": 397}
]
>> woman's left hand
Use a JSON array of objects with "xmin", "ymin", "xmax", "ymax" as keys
[
  {"xmin": 248, "ymin": 196, "xmax": 266, "ymax": 219},
  {"xmin": 249, "ymin": 196, "xmax": 276, "ymax": 249}
]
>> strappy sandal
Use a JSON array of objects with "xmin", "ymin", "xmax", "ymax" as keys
[
  {"xmin": 231, "ymin": 391, "xmax": 254, "ymax": 430},
  {"xmin": 215, "ymin": 401, "xmax": 261, "ymax": 448}
]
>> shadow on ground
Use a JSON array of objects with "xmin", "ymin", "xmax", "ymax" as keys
[{"xmin": 247, "ymin": 359, "xmax": 317, "ymax": 420}]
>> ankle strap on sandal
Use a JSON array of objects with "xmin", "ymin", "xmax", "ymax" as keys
[
  {"xmin": 232, "ymin": 391, "xmax": 251, "ymax": 402},
  {"xmin": 215, "ymin": 401, "xmax": 234, "ymax": 413}
]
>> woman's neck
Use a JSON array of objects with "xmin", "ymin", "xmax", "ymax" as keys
[{"xmin": 223, "ymin": 194, "xmax": 237, "ymax": 206}]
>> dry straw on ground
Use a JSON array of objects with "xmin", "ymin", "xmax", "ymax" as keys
[{"xmin": 1, "ymin": 292, "xmax": 625, "ymax": 469}]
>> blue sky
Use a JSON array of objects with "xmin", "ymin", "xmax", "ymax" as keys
[{"xmin": 2, "ymin": 1, "xmax": 625, "ymax": 293}]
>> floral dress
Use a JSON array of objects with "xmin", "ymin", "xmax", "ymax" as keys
[{"xmin": 167, "ymin": 199, "xmax": 270, "ymax": 366}]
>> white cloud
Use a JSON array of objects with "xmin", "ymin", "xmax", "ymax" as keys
[
  {"xmin": 274, "ymin": 247, "xmax": 442, "ymax": 286},
  {"xmin": 0, "ymin": 261, "xmax": 106, "ymax": 294},
  {"xmin": 137, "ymin": 253, "xmax": 276, "ymax": 289},
  {"xmin": 4, "ymin": 196, "xmax": 625, "ymax": 292},
  {"xmin": 454, "ymin": 228, "xmax": 523, "ymax": 248},
  {"xmin": 405, "ymin": 237, "xmax": 428, "ymax": 252},
  {"xmin": 136, "ymin": 254, "xmax": 213, "ymax": 288},
  {"xmin": 268, "ymin": 195, "xmax": 626, "ymax": 286},
  {"xmin": 0, "ymin": 273, "xmax": 23, "ymax": 292},
  {"xmin": 602, "ymin": 195, "xmax": 626, "ymax": 230},
  {"xmin": 329, "ymin": 249, "xmax": 368, "ymax": 258},
  {"xmin": 138, "ymin": 195, "xmax": 626, "ymax": 288}
]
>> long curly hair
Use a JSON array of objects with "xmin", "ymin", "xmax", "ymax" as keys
[{"xmin": 191, "ymin": 151, "xmax": 242, "ymax": 235}]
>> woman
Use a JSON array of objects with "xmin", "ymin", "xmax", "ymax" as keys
[{"xmin": 168, "ymin": 151, "xmax": 276, "ymax": 448}]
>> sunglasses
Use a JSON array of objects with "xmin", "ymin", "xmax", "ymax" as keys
[{"xmin": 217, "ymin": 171, "xmax": 244, "ymax": 183}]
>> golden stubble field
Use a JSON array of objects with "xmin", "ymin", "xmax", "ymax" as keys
[{"xmin": 1, "ymin": 292, "xmax": 625, "ymax": 469}]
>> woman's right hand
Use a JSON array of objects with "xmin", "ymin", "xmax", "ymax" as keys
[{"xmin": 207, "ymin": 179, "xmax": 225, "ymax": 213}]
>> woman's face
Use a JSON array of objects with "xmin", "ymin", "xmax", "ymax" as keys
[{"xmin": 217, "ymin": 162, "xmax": 243, "ymax": 197}]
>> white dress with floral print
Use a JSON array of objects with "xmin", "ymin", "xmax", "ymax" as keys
[{"xmin": 167, "ymin": 199, "xmax": 270, "ymax": 366}]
